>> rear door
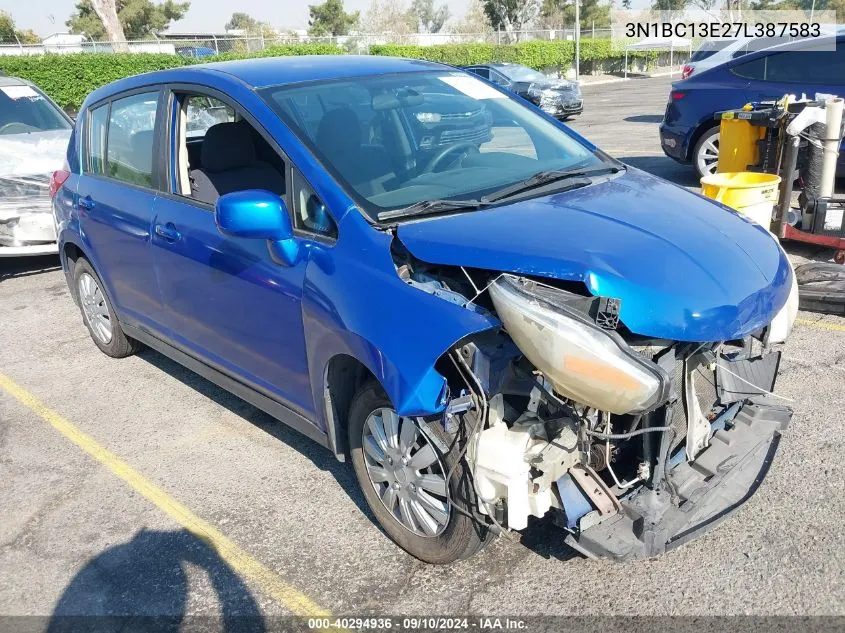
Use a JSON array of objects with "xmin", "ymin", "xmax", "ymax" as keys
[{"xmin": 76, "ymin": 88, "xmax": 166, "ymax": 331}]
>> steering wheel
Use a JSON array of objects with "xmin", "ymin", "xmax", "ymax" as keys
[
  {"xmin": 422, "ymin": 142, "xmax": 479, "ymax": 174},
  {"xmin": 0, "ymin": 122, "xmax": 38, "ymax": 135}
]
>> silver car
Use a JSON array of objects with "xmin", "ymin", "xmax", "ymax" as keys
[{"xmin": 0, "ymin": 75, "xmax": 72, "ymax": 257}]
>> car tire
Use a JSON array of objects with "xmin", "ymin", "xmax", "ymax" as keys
[
  {"xmin": 73, "ymin": 258, "xmax": 141, "ymax": 358},
  {"xmin": 348, "ymin": 381, "xmax": 487, "ymax": 564},
  {"xmin": 693, "ymin": 126, "xmax": 720, "ymax": 178}
]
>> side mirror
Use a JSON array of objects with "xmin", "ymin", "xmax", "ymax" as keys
[{"xmin": 214, "ymin": 189, "xmax": 300, "ymax": 266}]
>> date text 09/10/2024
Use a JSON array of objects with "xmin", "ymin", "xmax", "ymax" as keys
[{"xmin": 307, "ymin": 617, "xmax": 528, "ymax": 630}]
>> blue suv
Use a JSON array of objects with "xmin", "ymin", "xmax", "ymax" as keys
[
  {"xmin": 660, "ymin": 34, "xmax": 845, "ymax": 177},
  {"xmin": 53, "ymin": 56, "xmax": 797, "ymax": 563}
]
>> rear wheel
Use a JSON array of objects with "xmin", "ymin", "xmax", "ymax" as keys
[
  {"xmin": 73, "ymin": 258, "xmax": 141, "ymax": 358},
  {"xmin": 348, "ymin": 382, "xmax": 487, "ymax": 563},
  {"xmin": 694, "ymin": 127, "xmax": 720, "ymax": 178}
]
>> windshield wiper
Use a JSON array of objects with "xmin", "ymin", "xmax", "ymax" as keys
[
  {"xmin": 378, "ymin": 198, "xmax": 487, "ymax": 221},
  {"xmin": 480, "ymin": 165, "xmax": 624, "ymax": 204}
]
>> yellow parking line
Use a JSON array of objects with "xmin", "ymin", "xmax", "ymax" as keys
[
  {"xmin": 0, "ymin": 371, "xmax": 331, "ymax": 618},
  {"xmin": 796, "ymin": 317, "xmax": 845, "ymax": 333}
]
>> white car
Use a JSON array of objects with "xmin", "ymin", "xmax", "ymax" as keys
[{"xmin": 0, "ymin": 75, "xmax": 72, "ymax": 257}]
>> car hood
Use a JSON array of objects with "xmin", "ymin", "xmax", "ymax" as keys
[
  {"xmin": 0, "ymin": 129, "xmax": 70, "ymax": 177},
  {"xmin": 396, "ymin": 168, "xmax": 792, "ymax": 342}
]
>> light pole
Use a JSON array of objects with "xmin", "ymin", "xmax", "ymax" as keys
[{"xmin": 575, "ymin": 0, "xmax": 580, "ymax": 80}]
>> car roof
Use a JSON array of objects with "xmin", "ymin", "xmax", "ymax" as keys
[
  {"xmin": 85, "ymin": 55, "xmax": 451, "ymax": 105},
  {"xmin": 0, "ymin": 76, "xmax": 31, "ymax": 87}
]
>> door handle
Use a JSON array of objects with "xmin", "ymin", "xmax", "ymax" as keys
[
  {"xmin": 154, "ymin": 223, "xmax": 182, "ymax": 242},
  {"xmin": 78, "ymin": 196, "xmax": 95, "ymax": 211}
]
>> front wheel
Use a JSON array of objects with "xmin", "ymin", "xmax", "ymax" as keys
[
  {"xmin": 348, "ymin": 382, "xmax": 487, "ymax": 563},
  {"xmin": 694, "ymin": 127, "xmax": 720, "ymax": 178}
]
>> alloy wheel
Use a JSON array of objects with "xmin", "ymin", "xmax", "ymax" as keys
[
  {"xmin": 362, "ymin": 408, "xmax": 451, "ymax": 537},
  {"xmin": 78, "ymin": 272, "xmax": 113, "ymax": 344},
  {"xmin": 696, "ymin": 130, "xmax": 720, "ymax": 177}
]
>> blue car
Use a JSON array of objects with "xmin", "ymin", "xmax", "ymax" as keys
[
  {"xmin": 660, "ymin": 34, "xmax": 845, "ymax": 177},
  {"xmin": 53, "ymin": 56, "xmax": 797, "ymax": 563}
]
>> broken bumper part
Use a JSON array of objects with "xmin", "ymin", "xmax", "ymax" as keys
[{"xmin": 564, "ymin": 399, "xmax": 792, "ymax": 561}]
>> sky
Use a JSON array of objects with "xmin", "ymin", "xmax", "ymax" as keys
[{"xmin": 3, "ymin": 0, "xmax": 471, "ymax": 38}]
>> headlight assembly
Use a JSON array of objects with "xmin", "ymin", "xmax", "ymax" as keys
[{"xmin": 489, "ymin": 275, "xmax": 669, "ymax": 414}]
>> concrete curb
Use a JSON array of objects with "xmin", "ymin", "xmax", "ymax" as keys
[{"xmin": 580, "ymin": 71, "xmax": 678, "ymax": 87}]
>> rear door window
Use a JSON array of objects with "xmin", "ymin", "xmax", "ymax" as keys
[
  {"xmin": 186, "ymin": 95, "xmax": 235, "ymax": 139},
  {"xmin": 732, "ymin": 44, "xmax": 845, "ymax": 84},
  {"xmin": 106, "ymin": 92, "xmax": 160, "ymax": 188}
]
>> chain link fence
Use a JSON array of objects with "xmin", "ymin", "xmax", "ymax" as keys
[{"xmin": 0, "ymin": 28, "xmax": 621, "ymax": 57}]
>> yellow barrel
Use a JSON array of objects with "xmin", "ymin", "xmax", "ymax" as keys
[
  {"xmin": 700, "ymin": 171, "xmax": 781, "ymax": 231},
  {"xmin": 717, "ymin": 116, "xmax": 767, "ymax": 173}
]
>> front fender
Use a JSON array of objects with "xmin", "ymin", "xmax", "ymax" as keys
[{"xmin": 302, "ymin": 211, "xmax": 499, "ymax": 429}]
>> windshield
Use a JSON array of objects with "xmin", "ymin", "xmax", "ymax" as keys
[
  {"xmin": 499, "ymin": 65, "xmax": 547, "ymax": 82},
  {"xmin": 0, "ymin": 85, "xmax": 71, "ymax": 135},
  {"xmin": 261, "ymin": 71, "xmax": 607, "ymax": 221}
]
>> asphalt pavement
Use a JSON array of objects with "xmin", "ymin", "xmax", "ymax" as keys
[{"xmin": 1, "ymin": 76, "xmax": 844, "ymax": 629}]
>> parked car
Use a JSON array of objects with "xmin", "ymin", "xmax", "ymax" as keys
[
  {"xmin": 0, "ymin": 75, "xmax": 73, "ymax": 257},
  {"xmin": 176, "ymin": 46, "xmax": 217, "ymax": 59},
  {"xmin": 465, "ymin": 63, "xmax": 583, "ymax": 119},
  {"xmin": 55, "ymin": 56, "xmax": 796, "ymax": 563},
  {"xmin": 661, "ymin": 34, "xmax": 845, "ymax": 177}
]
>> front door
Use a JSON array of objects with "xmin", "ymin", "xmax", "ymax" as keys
[{"xmin": 150, "ymin": 90, "xmax": 314, "ymax": 416}]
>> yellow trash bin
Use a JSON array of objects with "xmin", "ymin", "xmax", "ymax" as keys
[{"xmin": 700, "ymin": 172, "xmax": 781, "ymax": 231}]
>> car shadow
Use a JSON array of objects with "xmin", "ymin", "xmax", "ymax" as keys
[
  {"xmin": 623, "ymin": 114, "xmax": 665, "ymax": 124},
  {"xmin": 619, "ymin": 155, "xmax": 701, "ymax": 189},
  {"xmin": 0, "ymin": 254, "xmax": 61, "ymax": 283},
  {"xmin": 515, "ymin": 516, "xmax": 579, "ymax": 562},
  {"xmin": 136, "ymin": 349, "xmax": 374, "ymax": 526},
  {"xmin": 46, "ymin": 528, "xmax": 265, "ymax": 633}
]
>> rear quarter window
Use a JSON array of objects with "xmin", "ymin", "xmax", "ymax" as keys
[{"xmin": 87, "ymin": 104, "xmax": 109, "ymax": 175}]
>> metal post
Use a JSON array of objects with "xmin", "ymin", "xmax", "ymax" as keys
[
  {"xmin": 575, "ymin": 0, "xmax": 580, "ymax": 80},
  {"xmin": 592, "ymin": 21, "xmax": 595, "ymax": 39},
  {"xmin": 212, "ymin": 35, "xmax": 219, "ymax": 55}
]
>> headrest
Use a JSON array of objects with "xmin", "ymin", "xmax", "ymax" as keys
[
  {"xmin": 201, "ymin": 122, "xmax": 256, "ymax": 172},
  {"xmin": 315, "ymin": 108, "xmax": 361, "ymax": 154}
]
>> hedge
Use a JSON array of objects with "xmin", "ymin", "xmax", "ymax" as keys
[
  {"xmin": 0, "ymin": 43, "xmax": 343, "ymax": 112},
  {"xmin": 369, "ymin": 39, "xmax": 657, "ymax": 74},
  {"xmin": 0, "ymin": 39, "xmax": 653, "ymax": 112}
]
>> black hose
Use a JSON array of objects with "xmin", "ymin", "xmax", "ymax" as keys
[{"xmin": 584, "ymin": 425, "xmax": 671, "ymax": 440}]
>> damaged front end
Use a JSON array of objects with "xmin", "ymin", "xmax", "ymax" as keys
[
  {"xmin": 407, "ymin": 263, "xmax": 795, "ymax": 561},
  {"xmin": 0, "ymin": 173, "xmax": 58, "ymax": 251}
]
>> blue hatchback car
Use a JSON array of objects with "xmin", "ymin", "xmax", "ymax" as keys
[
  {"xmin": 54, "ymin": 55, "xmax": 798, "ymax": 563},
  {"xmin": 660, "ymin": 34, "xmax": 845, "ymax": 177}
]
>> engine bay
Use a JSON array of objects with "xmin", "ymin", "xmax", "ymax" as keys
[{"xmin": 394, "ymin": 244, "xmax": 794, "ymax": 558}]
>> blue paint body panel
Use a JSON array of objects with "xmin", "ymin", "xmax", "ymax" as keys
[
  {"xmin": 397, "ymin": 168, "xmax": 791, "ymax": 342},
  {"xmin": 54, "ymin": 56, "xmax": 791, "ymax": 448}
]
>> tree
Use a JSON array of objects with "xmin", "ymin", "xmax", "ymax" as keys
[
  {"xmin": 540, "ymin": 0, "xmax": 611, "ymax": 30},
  {"xmin": 361, "ymin": 0, "xmax": 417, "ymax": 33},
  {"xmin": 0, "ymin": 11, "xmax": 41, "ymax": 44},
  {"xmin": 411, "ymin": 0, "xmax": 450, "ymax": 32},
  {"xmin": 67, "ymin": 0, "xmax": 190, "ymax": 41},
  {"xmin": 308, "ymin": 0, "xmax": 359, "ymax": 36},
  {"xmin": 224, "ymin": 11, "xmax": 274, "ymax": 36},
  {"xmin": 449, "ymin": 0, "xmax": 493, "ymax": 34},
  {"xmin": 483, "ymin": 0, "xmax": 540, "ymax": 38}
]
